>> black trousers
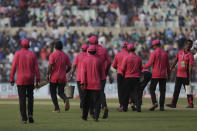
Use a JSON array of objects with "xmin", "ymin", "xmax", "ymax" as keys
[
  {"xmin": 100, "ymin": 80, "xmax": 107, "ymax": 108},
  {"xmin": 17, "ymin": 85, "xmax": 34, "ymax": 121},
  {"xmin": 171, "ymin": 77, "xmax": 193, "ymax": 106},
  {"xmin": 121, "ymin": 78, "xmax": 140, "ymax": 111},
  {"xmin": 50, "ymin": 83, "xmax": 67, "ymax": 110},
  {"xmin": 117, "ymin": 74, "xmax": 124, "ymax": 107},
  {"xmin": 149, "ymin": 78, "xmax": 167, "ymax": 107},
  {"xmin": 138, "ymin": 71, "xmax": 152, "ymax": 106},
  {"xmin": 82, "ymin": 90, "xmax": 101, "ymax": 119},
  {"xmin": 77, "ymin": 81, "xmax": 84, "ymax": 109}
]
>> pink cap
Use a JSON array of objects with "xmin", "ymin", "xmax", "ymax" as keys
[
  {"xmin": 127, "ymin": 44, "xmax": 135, "ymax": 50},
  {"xmin": 88, "ymin": 36, "xmax": 98, "ymax": 44},
  {"xmin": 81, "ymin": 44, "xmax": 89, "ymax": 50},
  {"xmin": 152, "ymin": 40, "xmax": 160, "ymax": 47},
  {"xmin": 21, "ymin": 39, "xmax": 30, "ymax": 48},
  {"xmin": 87, "ymin": 45, "xmax": 96, "ymax": 52},
  {"xmin": 123, "ymin": 42, "xmax": 129, "ymax": 47}
]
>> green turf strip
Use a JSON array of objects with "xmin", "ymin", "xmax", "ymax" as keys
[{"xmin": 0, "ymin": 98, "xmax": 196, "ymax": 131}]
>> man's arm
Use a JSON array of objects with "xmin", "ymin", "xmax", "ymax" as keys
[
  {"xmin": 112, "ymin": 55, "xmax": 118, "ymax": 70},
  {"xmin": 68, "ymin": 65, "xmax": 77, "ymax": 81},
  {"xmin": 143, "ymin": 52, "xmax": 155, "ymax": 69},
  {"xmin": 10, "ymin": 53, "xmax": 18, "ymax": 86},
  {"xmin": 34, "ymin": 54, "xmax": 40, "ymax": 86},
  {"xmin": 47, "ymin": 64, "xmax": 52, "ymax": 81}
]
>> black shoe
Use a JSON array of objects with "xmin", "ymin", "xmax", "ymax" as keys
[
  {"xmin": 186, "ymin": 105, "xmax": 194, "ymax": 108},
  {"xmin": 136, "ymin": 106, "xmax": 141, "ymax": 112},
  {"xmin": 29, "ymin": 117, "xmax": 34, "ymax": 123},
  {"xmin": 103, "ymin": 107, "xmax": 108, "ymax": 119},
  {"xmin": 149, "ymin": 104, "xmax": 158, "ymax": 111},
  {"xmin": 166, "ymin": 104, "xmax": 176, "ymax": 108},
  {"xmin": 94, "ymin": 118, "xmax": 99, "ymax": 122},
  {"xmin": 131, "ymin": 105, "xmax": 137, "ymax": 111},
  {"xmin": 81, "ymin": 116, "xmax": 87, "ymax": 121},
  {"xmin": 160, "ymin": 107, "xmax": 165, "ymax": 111}
]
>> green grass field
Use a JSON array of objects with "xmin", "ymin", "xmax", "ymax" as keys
[{"xmin": 0, "ymin": 98, "xmax": 197, "ymax": 131}]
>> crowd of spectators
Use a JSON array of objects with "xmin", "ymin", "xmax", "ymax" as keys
[
  {"xmin": 0, "ymin": 0, "xmax": 196, "ymax": 27},
  {"xmin": 0, "ymin": 27, "xmax": 197, "ymax": 82}
]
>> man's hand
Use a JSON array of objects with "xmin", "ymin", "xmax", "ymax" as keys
[
  {"xmin": 10, "ymin": 81, "xmax": 14, "ymax": 86},
  {"xmin": 68, "ymin": 74, "xmax": 73, "ymax": 82},
  {"xmin": 46, "ymin": 75, "xmax": 50, "ymax": 82},
  {"xmin": 80, "ymin": 84, "xmax": 84, "ymax": 91},
  {"xmin": 109, "ymin": 75, "xmax": 114, "ymax": 84},
  {"xmin": 35, "ymin": 81, "xmax": 40, "ymax": 89}
]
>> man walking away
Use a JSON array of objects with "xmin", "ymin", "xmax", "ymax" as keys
[
  {"xmin": 69, "ymin": 44, "xmax": 89, "ymax": 109},
  {"xmin": 81, "ymin": 45, "xmax": 102, "ymax": 122},
  {"xmin": 47, "ymin": 41, "xmax": 71, "ymax": 112},
  {"xmin": 112, "ymin": 42, "xmax": 128, "ymax": 109},
  {"xmin": 120, "ymin": 44, "xmax": 142, "ymax": 112},
  {"xmin": 10, "ymin": 39, "xmax": 40, "ymax": 124},
  {"xmin": 143, "ymin": 40, "xmax": 170, "ymax": 111}
]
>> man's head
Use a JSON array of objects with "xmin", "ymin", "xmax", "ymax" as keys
[
  {"xmin": 123, "ymin": 42, "xmax": 129, "ymax": 49},
  {"xmin": 127, "ymin": 44, "xmax": 135, "ymax": 52},
  {"xmin": 21, "ymin": 38, "xmax": 30, "ymax": 49},
  {"xmin": 81, "ymin": 44, "xmax": 89, "ymax": 52},
  {"xmin": 87, "ymin": 45, "xmax": 96, "ymax": 55},
  {"xmin": 88, "ymin": 36, "xmax": 98, "ymax": 45},
  {"xmin": 185, "ymin": 39, "xmax": 193, "ymax": 51},
  {"xmin": 151, "ymin": 40, "xmax": 161, "ymax": 49},
  {"xmin": 55, "ymin": 41, "xmax": 63, "ymax": 50}
]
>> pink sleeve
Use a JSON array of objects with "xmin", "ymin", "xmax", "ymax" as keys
[
  {"xmin": 105, "ymin": 49, "xmax": 111, "ymax": 73},
  {"xmin": 10, "ymin": 53, "xmax": 18, "ymax": 82},
  {"xmin": 66, "ymin": 55, "xmax": 72, "ymax": 67},
  {"xmin": 80, "ymin": 61, "xmax": 87, "ymax": 85},
  {"xmin": 49, "ymin": 54, "xmax": 53, "ymax": 65},
  {"xmin": 143, "ymin": 52, "xmax": 155, "ymax": 69},
  {"xmin": 73, "ymin": 55, "xmax": 78, "ymax": 66},
  {"xmin": 112, "ymin": 55, "xmax": 118, "ymax": 69},
  {"xmin": 34, "ymin": 54, "xmax": 40, "ymax": 82},
  {"xmin": 189, "ymin": 53, "xmax": 194, "ymax": 65},
  {"xmin": 120, "ymin": 57, "xmax": 127, "ymax": 76},
  {"xmin": 175, "ymin": 52, "xmax": 179, "ymax": 60}
]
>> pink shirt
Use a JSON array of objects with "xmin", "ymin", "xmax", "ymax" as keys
[
  {"xmin": 73, "ymin": 52, "xmax": 87, "ymax": 82},
  {"xmin": 143, "ymin": 47, "xmax": 170, "ymax": 78},
  {"xmin": 176, "ymin": 50, "xmax": 194, "ymax": 78},
  {"xmin": 95, "ymin": 44, "xmax": 111, "ymax": 80},
  {"xmin": 81, "ymin": 54, "xmax": 102, "ymax": 90},
  {"xmin": 121, "ymin": 53, "xmax": 142, "ymax": 78},
  {"xmin": 10, "ymin": 48, "xmax": 40, "ymax": 85},
  {"xmin": 112, "ymin": 49, "xmax": 128, "ymax": 74},
  {"xmin": 49, "ymin": 50, "xmax": 71, "ymax": 84}
]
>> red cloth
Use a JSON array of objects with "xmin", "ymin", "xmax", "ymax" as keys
[
  {"xmin": 112, "ymin": 49, "xmax": 128, "ymax": 74},
  {"xmin": 81, "ymin": 54, "xmax": 102, "ymax": 90},
  {"xmin": 49, "ymin": 50, "xmax": 71, "ymax": 84},
  {"xmin": 121, "ymin": 53, "xmax": 142, "ymax": 78},
  {"xmin": 143, "ymin": 47, "xmax": 170, "ymax": 78},
  {"xmin": 73, "ymin": 52, "xmax": 87, "ymax": 81},
  {"xmin": 10, "ymin": 48, "xmax": 40, "ymax": 85},
  {"xmin": 176, "ymin": 50, "xmax": 194, "ymax": 78},
  {"xmin": 95, "ymin": 44, "xmax": 111, "ymax": 80}
]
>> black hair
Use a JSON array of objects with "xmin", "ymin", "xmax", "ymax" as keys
[
  {"xmin": 55, "ymin": 41, "xmax": 63, "ymax": 50},
  {"xmin": 186, "ymin": 39, "xmax": 193, "ymax": 45},
  {"xmin": 88, "ymin": 51, "xmax": 96, "ymax": 55}
]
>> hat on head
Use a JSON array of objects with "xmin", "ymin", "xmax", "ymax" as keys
[
  {"xmin": 127, "ymin": 44, "xmax": 135, "ymax": 50},
  {"xmin": 21, "ymin": 38, "xmax": 30, "ymax": 48},
  {"xmin": 81, "ymin": 44, "xmax": 89, "ymax": 50},
  {"xmin": 123, "ymin": 42, "xmax": 129, "ymax": 47},
  {"xmin": 87, "ymin": 45, "xmax": 96, "ymax": 52},
  {"xmin": 88, "ymin": 36, "xmax": 98, "ymax": 44},
  {"xmin": 151, "ymin": 40, "xmax": 160, "ymax": 47}
]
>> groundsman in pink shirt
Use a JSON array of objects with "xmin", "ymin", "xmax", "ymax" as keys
[
  {"xmin": 166, "ymin": 40, "xmax": 194, "ymax": 108},
  {"xmin": 47, "ymin": 41, "xmax": 71, "ymax": 113},
  {"xmin": 80, "ymin": 45, "xmax": 103, "ymax": 122},
  {"xmin": 10, "ymin": 38, "xmax": 40, "ymax": 124},
  {"xmin": 143, "ymin": 40, "xmax": 170, "ymax": 111},
  {"xmin": 68, "ymin": 44, "xmax": 89, "ymax": 109}
]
